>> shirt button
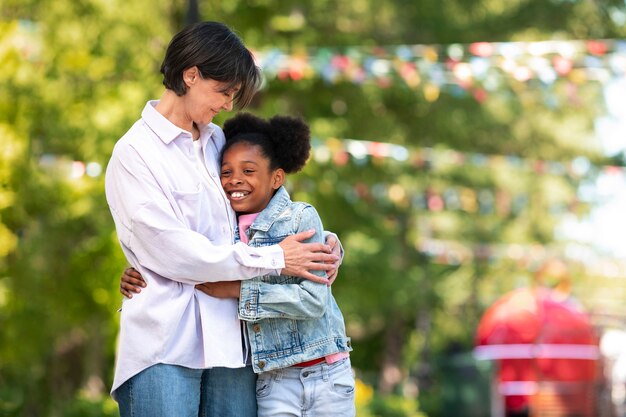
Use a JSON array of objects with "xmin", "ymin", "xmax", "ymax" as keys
[
  {"xmin": 253, "ymin": 324, "xmax": 261, "ymax": 333},
  {"xmin": 258, "ymin": 360, "xmax": 266, "ymax": 369},
  {"xmin": 245, "ymin": 302, "xmax": 251, "ymax": 312}
]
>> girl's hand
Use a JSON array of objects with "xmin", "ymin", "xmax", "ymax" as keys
[
  {"xmin": 120, "ymin": 267, "xmax": 146, "ymax": 298},
  {"xmin": 324, "ymin": 233, "xmax": 343, "ymax": 285},
  {"xmin": 195, "ymin": 281, "xmax": 242, "ymax": 299}
]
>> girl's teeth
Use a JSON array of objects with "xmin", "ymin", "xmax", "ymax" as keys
[{"xmin": 232, "ymin": 192, "xmax": 245, "ymax": 198}]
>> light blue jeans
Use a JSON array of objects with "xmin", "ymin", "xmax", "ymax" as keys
[
  {"xmin": 115, "ymin": 363, "xmax": 257, "ymax": 417},
  {"xmin": 255, "ymin": 358, "xmax": 356, "ymax": 417}
]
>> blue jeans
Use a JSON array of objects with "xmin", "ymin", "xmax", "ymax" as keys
[
  {"xmin": 116, "ymin": 363, "xmax": 257, "ymax": 417},
  {"xmin": 255, "ymin": 358, "xmax": 355, "ymax": 417}
]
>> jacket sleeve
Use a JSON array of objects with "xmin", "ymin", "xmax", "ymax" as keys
[
  {"xmin": 105, "ymin": 140, "xmax": 284, "ymax": 285},
  {"xmin": 238, "ymin": 205, "xmax": 329, "ymax": 321}
]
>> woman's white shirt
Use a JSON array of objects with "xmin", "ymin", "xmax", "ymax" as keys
[{"xmin": 105, "ymin": 101, "xmax": 284, "ymax": 395}]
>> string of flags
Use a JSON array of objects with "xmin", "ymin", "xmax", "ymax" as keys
[
  {"xmin": 254, "ymin": 39, "xmax": 626, "ymax": 102},
  {"xmin": 311, "ymin": 137, "xmax": 622, "ymax": 181}
]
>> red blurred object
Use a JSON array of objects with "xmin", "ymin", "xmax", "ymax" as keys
[
  {"xmin": 469, "ymin": 41, "xmax": 494, "ymax": 57},
  {"xmin": 475, "ymin": 287, "xmax": 599, "ymax": 414}
]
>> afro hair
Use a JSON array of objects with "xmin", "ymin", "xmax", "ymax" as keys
[{"xmin": 222, "ymin": 113, "xmax": 311, "ymax": 173}]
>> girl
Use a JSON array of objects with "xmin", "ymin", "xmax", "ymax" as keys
[{"xmin": 123, "ymin": 113, "xmax": 356, "ymax": 416}]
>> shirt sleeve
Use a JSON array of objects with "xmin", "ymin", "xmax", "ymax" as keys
[
  {"xmin": 105, "ymin": 140, "xmax": 285, "ymax": 286},
  {"xmin": 238, "ymin": 205, "xmax": 329, "ymax": 321}
]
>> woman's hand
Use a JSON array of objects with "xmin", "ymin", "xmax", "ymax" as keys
[
  {"xmin": 279, "ymin": 230, "xmax": 339, "ymax": 284},
  {"xmin": 120, "ymin": 267, "xmax": 146, "ymax": 298},
  {"xmin": 195, "ymin": 281, "xmax": 242, "ymax": 298}
]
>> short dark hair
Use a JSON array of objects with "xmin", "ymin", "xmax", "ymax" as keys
[
  {"xmin": 222, "ymin": 113, "xmax": 311, "ymax": 174},
  {"xmin": 160, "ymin": 21, "xmax": 262, "ymax": 108}
]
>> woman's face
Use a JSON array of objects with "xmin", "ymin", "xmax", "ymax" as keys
[
  {"xmin": 185, "ymin": 72, "xmax": 239, "ymax": 125},
  {"xmin": 220, "ymin": 142, "xmax": 284, "ymax": 214}
]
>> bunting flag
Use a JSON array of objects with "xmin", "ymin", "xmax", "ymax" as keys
[
  {"xmin": 254, "ymin": 39, "xmax": 626, "ymax": 102},
  {"xmin": 311, "ymin": 137, "xmax": 623, "ymax": 181}
]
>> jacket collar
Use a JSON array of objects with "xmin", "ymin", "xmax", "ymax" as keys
[{"xmin": 250, "ymin": 186, "xmax": 291, "ymax": 233}]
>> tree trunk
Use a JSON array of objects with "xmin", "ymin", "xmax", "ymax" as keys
[{"xmin": 379, "ymin": 313, "xmax": 406, "ymax": 395}]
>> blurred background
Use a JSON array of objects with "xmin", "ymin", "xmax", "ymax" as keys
[{"xmin": 2, "ymin": 0, "xmax": 626, "ymax": 416}]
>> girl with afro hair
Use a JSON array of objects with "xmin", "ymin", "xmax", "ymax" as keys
[{"xmin": 198, "ymin": 112, "xmax": 356, "ymax": 416}]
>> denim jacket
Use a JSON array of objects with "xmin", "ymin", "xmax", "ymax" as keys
[{"xmin": 238, "ymin": 186, "xmax": 352, "ymax": 373}]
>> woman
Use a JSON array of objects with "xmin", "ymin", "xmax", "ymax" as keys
[{"xmin": 105, "ymin": 21, "xmax": 342, "ymax": 417}]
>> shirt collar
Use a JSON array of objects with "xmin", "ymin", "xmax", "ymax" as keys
[
  {"xmin": 141, "ymin": 100, "xmax": 216, "ymax": 145},
  {"xmin": 197, "ymin": 122, "xmax": 217, "ymax": 149}
]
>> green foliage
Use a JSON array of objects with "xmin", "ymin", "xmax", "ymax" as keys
[
  {"xmin": 0, "ymin": 1, "xmax": 174, "ymax": 414},
  {"xmin": 368, "ymin": 395, "xmax": 424, "ymax": 417},
  {"xmin": 1, "ymin": 0, "xmax": 623, "ymax": 415}
]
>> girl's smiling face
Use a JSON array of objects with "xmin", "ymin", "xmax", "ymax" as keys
[{"xmin": 220, "ymin": 142, "xmax": 284, "ymax": 214}]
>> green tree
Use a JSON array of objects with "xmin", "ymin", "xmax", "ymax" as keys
[
  {"xmin": 2, "ymin": 1, "xmax": 624, "ymax": 416},
  {"xmin": 0, "ymin": 1, "xmax": 178, "ymax": 414}
]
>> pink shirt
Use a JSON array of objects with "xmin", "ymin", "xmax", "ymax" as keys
[{"xmin": 238, "ymin": 213, "xmax": 258, "ymax": 244}]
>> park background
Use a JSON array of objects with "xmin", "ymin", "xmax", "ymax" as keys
[{"xmin": 3, "ymin": 0, "xmax": 626, "ymax": 416}]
